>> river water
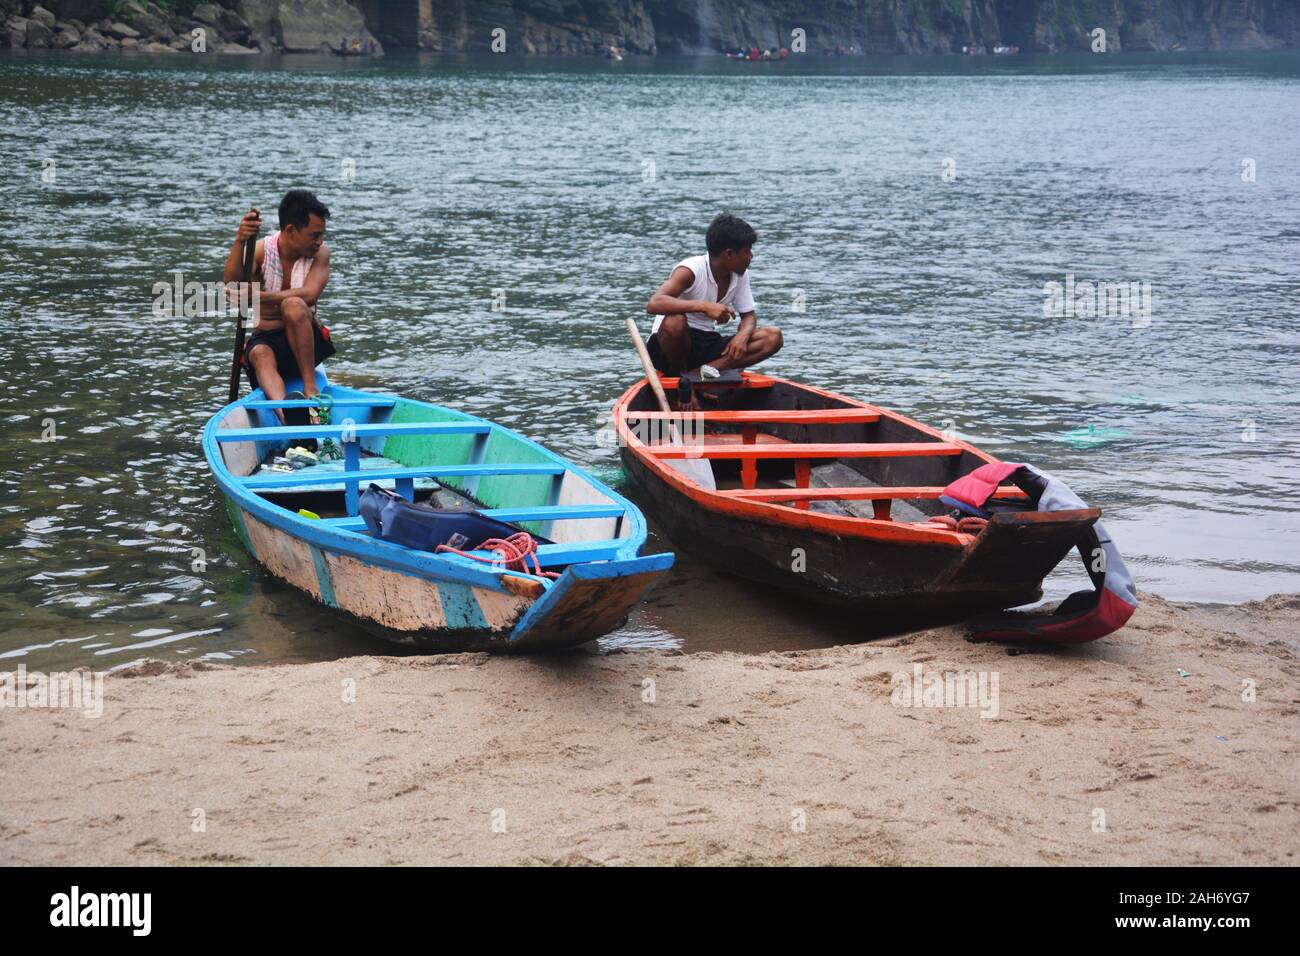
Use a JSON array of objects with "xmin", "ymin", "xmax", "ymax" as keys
[{"xmin": 1, "ymin": 49, "xmax": 1297, "ymax": 669}]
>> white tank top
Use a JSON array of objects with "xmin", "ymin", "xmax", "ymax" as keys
[
  {"xmin": 262, "ymin": 231, "xmax": 316, "ymax": 318},
  {"xmin": 651, "ymin": 254, "xmax": 755, "ymax": 335}
]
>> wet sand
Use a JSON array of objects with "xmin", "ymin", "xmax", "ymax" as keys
[{"xmin": 2, "ymin": 593, "xmax": 1297, "ymax": 866}]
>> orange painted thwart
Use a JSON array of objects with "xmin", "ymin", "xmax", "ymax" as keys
[
  {"xmin": 720, "ymin": 485, "xmax": 1029, "ymax": 502},
  {"xmin": 624, "ymin": 408, "xmax": 882, "ymax": 424},
  {"xmin": 647, "ymin": 441, "xmax": 962, "ymax": 460},
  {"xmin": 656, "ymin": 374, "xmax": 776, "ymax": 390},
  {"xmin": 612, "ymin": 373, "xmax": 988, "ymax": 548}
]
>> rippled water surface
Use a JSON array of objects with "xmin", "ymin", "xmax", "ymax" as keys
[{"xmin": 1, "ymin": 49, "xmax": 1297, "ymax": 669}]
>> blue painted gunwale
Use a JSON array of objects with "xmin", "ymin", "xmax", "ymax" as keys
[{"xmin": 201, "ymin": 377, "xmax": 662, "ymax": 621}]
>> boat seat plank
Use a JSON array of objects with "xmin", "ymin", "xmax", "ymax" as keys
[
  {"xmin": 216, "ymin": 422, "xmax": 491, "ymax": 442},
  {"xmin": 320, "ymin": 504, "xmax": 627, "ymax": 533},
  {"xmin": 647, "ymin": 441, "xmax": 962, "ymax": 461},
  {"xmin": 326, "ymin": 526, "xmax": 627, "ymax": 568},
  {"xmin": 241, "ymin": 463, "xmax": 566, "ymax": 490},
  {"xmin": 719, "ymin": 484, "xmax": 1028, "ymax": 502},
  {"xmin": 701, "ymin": 432, "xmax": 789, "ymax": 445},
  {"xmin": 248, "ymin": 455, "xmax": 441, "ymax": 495},
  {"xmin": 489, "ymin": 538, "xmax": 626, "ymax": 567},
  {"xmin": 425, "ymin": 538, "xmax": 626, "ymax": 567},
  {"xmin": 242, "ymin": 397, "xmax": 398, "ymax": 410},
  {"xmin": 624, "ymin": 408, "xmax": 880, "ymax": 424},
  {"xmin": 656, "ymin": 374, "xmax": 775, "ymax": 390},
  {"xmin": 483, "ymin": 504, "xmax": 625, "ymax": 523}
]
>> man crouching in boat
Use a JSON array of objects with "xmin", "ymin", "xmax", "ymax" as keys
[
  {"xmin": 645, "ymin": 213, "xmax": 782, "ymax": 378},
  {"xmin": 223, "ymin": 189, "xmax": 335, "ymax": 421}
]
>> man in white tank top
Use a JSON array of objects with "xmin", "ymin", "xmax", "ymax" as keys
[
  {"xmin": 223, "ymin": 190, "xmax": 335, "ymax": 423},
  {"xmin": 645, "ymin": 213, "xmax": 783, "ymax": 376}
]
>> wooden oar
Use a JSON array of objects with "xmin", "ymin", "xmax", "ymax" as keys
[
  {"xmin": 227, "ymin": 217, "xmax": 258, "ymax": 404},
  {"xmin": 625, "ymin": 317, "xmax": 717, "ymax": 491}
]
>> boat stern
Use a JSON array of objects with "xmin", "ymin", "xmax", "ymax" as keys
[
  {"xmin": 506, "ymin": 552, "xmax": 675, "ymax": 650},
  {"xmin": 939, "ymin": 507, "xmax": 1101, "ymax": 605}
]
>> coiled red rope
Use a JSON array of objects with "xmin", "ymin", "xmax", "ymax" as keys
[{"xmin": 436, "ymin": 533, "xmax": 560, "ymax": 579}]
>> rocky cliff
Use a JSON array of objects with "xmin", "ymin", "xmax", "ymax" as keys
[
  {"xmin": 405, "ymin": 0, "xmax": 1299, "ymax": 54},
  {"xmin": 1, "ymin": 0, "xmax": 381, "ymax": 54},
  {"xmin": 3, "ymin": 1, "xmax": 1296, "ymax": 55}
]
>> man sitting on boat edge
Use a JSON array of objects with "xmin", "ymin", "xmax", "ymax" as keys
[
  {"xmin": 645, "ymin": 212, "xmax": 783, "ymax": 379},
  {"xmin": 223, "ymin": 189, "xmax": 335, "ymax": 422}
]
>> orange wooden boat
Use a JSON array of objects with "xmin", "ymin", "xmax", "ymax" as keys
[{"xmin": 614, "ymin": 373, "xmax": 1100, "ymax": 617}]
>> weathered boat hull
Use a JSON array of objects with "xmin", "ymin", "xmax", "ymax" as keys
[
  {"xmin": 621, "ymin": 450, "xmax": 1092, "ymax": 613},
  {"xmin": 206, "ymin": 376, "xmax": 673, "ymax": 652},
  {"xmin": 615, "ymin": 374, "xmax": 1096, "ymax": 617},
  {"xmin": 227, "ymin": 493, "xmax": 671, "ymax": 649}
]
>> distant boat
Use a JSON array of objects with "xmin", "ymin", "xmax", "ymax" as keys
[
  {"xmin": 205, "ymin": 373, "xmax": 673, "ymax": 650},
  {"xmin": 725, "ymin": 47, "xmax": 789, "ymax": 60},
  {"xmin": 993, "ymin": 45, "xmax": 1020, "ymax": 55}
]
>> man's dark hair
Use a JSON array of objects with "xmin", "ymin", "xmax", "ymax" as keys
[
  {"xmin": 705, "ymin": 213, "xmax": 757, "ymax": 256},
  {"xmin": 278, "ymin": 189, "xmax": 331, "ymax": 230}
]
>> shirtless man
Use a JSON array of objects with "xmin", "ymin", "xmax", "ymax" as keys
[
  {"xmin": 645, "ymin": 213, "xmax": 782, "ymax": 377},
  {"xmin": 223, "ymin": 190, "xmax": 334, "ymax": 417}
]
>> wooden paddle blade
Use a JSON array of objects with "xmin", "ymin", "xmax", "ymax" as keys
[
  {"xmin": 668, "ymin": 456, "xmax": 717, "ymax": 490},
  {"xmin": 624, "ymin": 317, "xmax": 716, "ymax": 491}
]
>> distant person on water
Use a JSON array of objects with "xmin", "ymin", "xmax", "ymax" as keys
[
  {"xmin": 223, "ymin": 189, "xmax": 335, "ymax": 420},
  {"xmin": 645, "ymin": 213, "xmax": 782, "ymax": 377}
]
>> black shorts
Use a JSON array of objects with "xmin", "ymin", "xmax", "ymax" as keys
[
  {"xmin": 243, "ymin": 321, "xmax": 336, "ymax": 387},
  {"xmin": 646, "ymin": 327, "xmax": 732, "ymax": 373}
]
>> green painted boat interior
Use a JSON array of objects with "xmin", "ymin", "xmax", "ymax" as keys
[
  {"xmin": 219, "ymin": 393, "xmax": 627, "ymax": 544},
  {"xmin": 378, "ymin": 398, "xmax": 559, "ymax": 535}
]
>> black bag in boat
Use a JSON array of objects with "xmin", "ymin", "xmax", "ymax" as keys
[{"xmin": 359, "ymin": 484, "xmax": 550, "ymax": 553}]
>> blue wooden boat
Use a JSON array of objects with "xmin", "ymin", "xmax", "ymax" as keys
[{"xmin": 202, "ymin": 373, "xmax": 674, "ymax": 651}]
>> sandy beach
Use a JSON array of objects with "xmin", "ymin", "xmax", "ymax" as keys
[{"xmin": 2, "ymin": 592, "xmax": 1297, "ymax": 866}]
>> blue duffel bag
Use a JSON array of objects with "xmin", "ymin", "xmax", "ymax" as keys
[{"xmin": 358, "ymin": 484, "xmax": 550, "ymax": 553}]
